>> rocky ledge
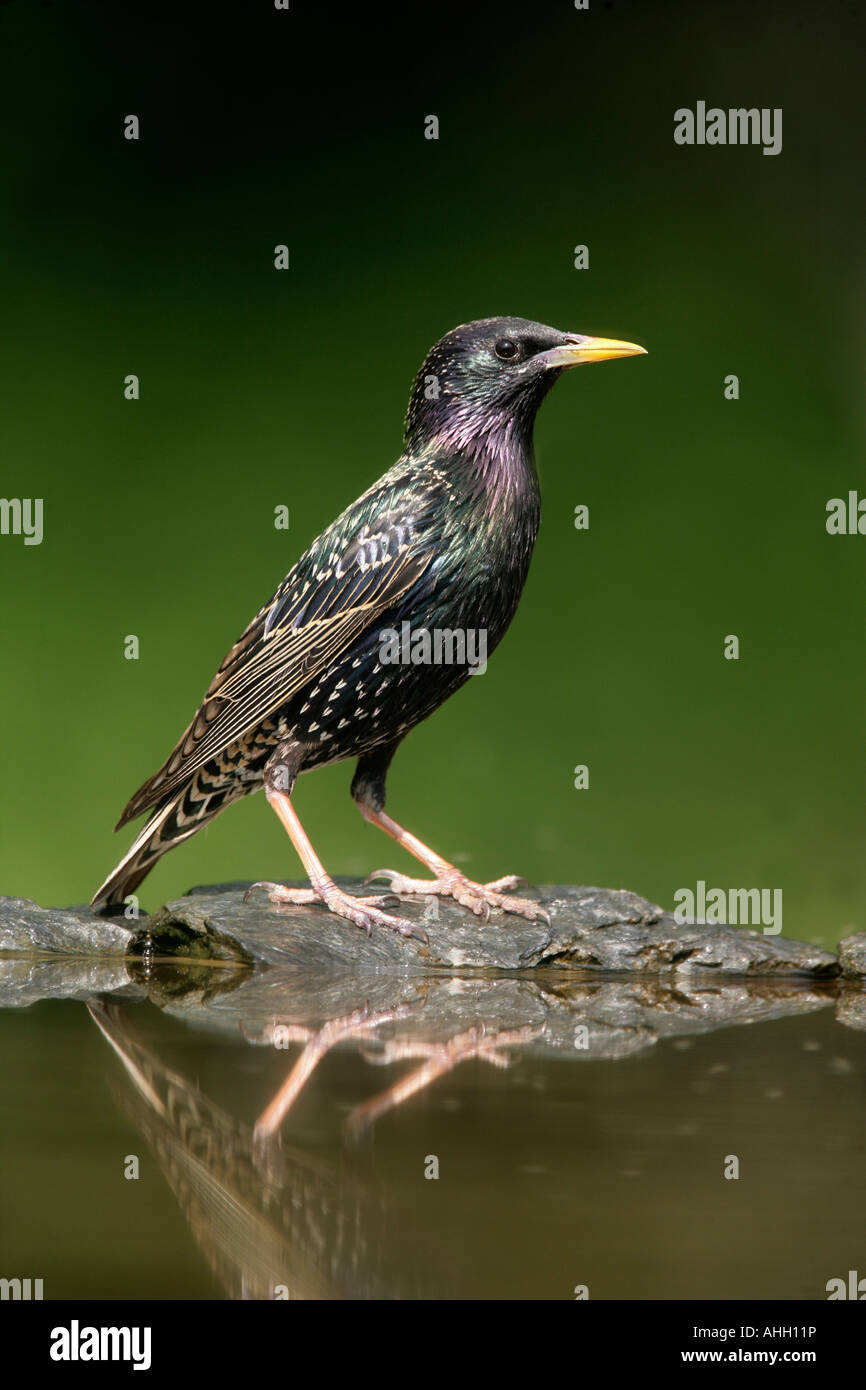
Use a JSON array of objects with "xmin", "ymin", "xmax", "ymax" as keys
[{"xmin": 0, "ymin": 880, "xmax": 859, "ymax": 978}]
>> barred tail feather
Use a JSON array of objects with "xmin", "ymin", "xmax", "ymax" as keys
[
  {"xmin": 93, "ymin": 761, "xmax": 254, "ymax": 913},
  {"xmin": 91, "ymin": 767, "xmax": 246, "ymax": 917},
  {"xmin": 91, "ymin": 794, "xmax": 209, "ymax": 912}
]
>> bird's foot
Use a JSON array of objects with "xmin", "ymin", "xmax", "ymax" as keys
[
  {"xmin": 244, "ymin": 879, "xmax": 428, "ymax": 943},
  {"xmin": 364, "ymin": 868, "xmax": 550, "ymax": 925}
]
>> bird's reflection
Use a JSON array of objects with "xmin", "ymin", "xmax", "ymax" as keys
[
  {"xmin": 87, "ymin": 969, "xmax": 838, "ymax": 1299},
  {"xmin": 242, "ymin": 1006, "xmax": 538, "ymax": 1138},
  {"xmin": 88, "ymin": 994, "xmax": 539, "ymax": 1299},
  {"xmin": 88, "ymin": 999, "xmax": 473, "ymax": 1299}
]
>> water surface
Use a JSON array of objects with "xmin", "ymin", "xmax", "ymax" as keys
[{"xmin": 1, "ymin": 966, "xmax": 862, "ymax": 1299}]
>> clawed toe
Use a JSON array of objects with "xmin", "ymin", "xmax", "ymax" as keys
[
  {"xmin": 335, "ymin": 889, "xmax": 428, "ymax": 945},
  {"xmin": 243, "ymin": 878, "xmax": 427, "ymax": 942},
  {"xmin": 242, "ymin": 865, "xmax": 544, "ymax": 937},
  {"xmin": 365, "ymin": 869, "xmax": 440, "ymax": 895},
  {"xmin": 485, "ymin": 874, "xmax": 527, "ymax": 892},
  {"xmin": 364, "ymin": 866, "xmax": 548, "ymax": 925},
  {"xmin": 333, "ymin": 892, "xmax": 427, "ymax": 942},
  {"xmin": 244, "ymin": 880, "xmax": 319, "ymax": 906},
  {"xmin": 479, "ymin": 890, "xmax": 551, "ymax": 926}
]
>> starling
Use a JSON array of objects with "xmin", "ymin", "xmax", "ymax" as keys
[{"xmin": 92, "ymin": 317, "xmax": 645, "ymax": 937}]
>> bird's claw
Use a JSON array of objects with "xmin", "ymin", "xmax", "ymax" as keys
[
  {"xmin": 244, "ymin": 879, "xmax": 427, "ymax": 943},
  {"xmin": 244, "ymin": 880, "xmax": 319, "ymax": 906},
  {"xmin": 365, "ymin": 868, "xmax": 549, "ymax": 926},
  {"xmin": 484, "ymin": 874, "xmax": 528, "ymax": 892}
]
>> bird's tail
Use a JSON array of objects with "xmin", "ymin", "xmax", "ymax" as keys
[{"xmin": 90, "ymin": 784, "xmax": 237, "ymax": 913}]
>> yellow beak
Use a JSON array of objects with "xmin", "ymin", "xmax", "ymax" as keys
[{"xmin": 543, "ymin": 334, "xmax": 648, "ymax": 368}]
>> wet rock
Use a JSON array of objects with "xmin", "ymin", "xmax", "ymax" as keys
[
  {"xmin": 150, "ymin": 966, "xmax": 837, "ymax": 1059},
  {"xmin": 0, "ymin": 957, "xmax": 141, "ymax": 1009},
  {"xmin": 836, "ymin": 991, "xmax": 866, "ymax": 1031},
  {"xmin": 0, "ymin": 896, "xmax": 134, "ymax": 957},
  {"xmin": 142, "ymin": 880, "xmax": 840, "ymax": 978},
  {"xmin": 0, "ymin": 882, "xmax": 842, "ymax": 979},
  {"xmin": 838, "ymin": 932, "xmax": 866, "ymax": 979}
]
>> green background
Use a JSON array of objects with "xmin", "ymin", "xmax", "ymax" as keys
[{"xmin": 1, "ymin": 0, "xmax": 863, "ymax": 948}]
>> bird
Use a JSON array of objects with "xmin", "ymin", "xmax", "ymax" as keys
[{"xmin": 91, "ymin": 317, "xmax": 646, "ymax": 938}]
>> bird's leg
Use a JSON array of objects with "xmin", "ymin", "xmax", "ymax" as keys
[
  {"xmin": 252, "ymin": 1004, "xmax": 415, "ymax": 1139},
  {"xmin": 351, "ymin": 749, "xmax": 548, "ymax": 925},
  {"xmin": 246, "ymin": 752, "xmax": 426, "ymax": 941},
  {"xmin": 360, "ymin": 805, "xmax": 549, "ymax": 924},
  {"xmin": 344, "ymin": 1025, "xmax": 541, "ymax": 1137}
]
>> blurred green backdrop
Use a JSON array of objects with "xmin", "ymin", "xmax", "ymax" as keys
[{"xmin": 1, "ymin": 0, "xmax": 863, "ymax": 948}]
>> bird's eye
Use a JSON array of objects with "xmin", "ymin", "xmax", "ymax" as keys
[{"xmin": 494, "ymin": 337, "xmax": 519, "ymax": 361}]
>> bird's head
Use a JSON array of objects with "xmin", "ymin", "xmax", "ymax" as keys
[{"xmin": 404, "ymin": 316, "xmax": 646, "ymax": 456}]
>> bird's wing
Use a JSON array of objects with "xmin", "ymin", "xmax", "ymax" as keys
[{"xmin": 117, "ymin": 505, "xmax": 435, "ymax": 827}]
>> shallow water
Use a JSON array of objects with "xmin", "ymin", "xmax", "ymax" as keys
[{"xmin": 1, "ymin": 966, "xmax": 863, "ymax": 1300}]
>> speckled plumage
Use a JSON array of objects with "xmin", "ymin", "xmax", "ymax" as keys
[{"xmin": 92, "ymin": 317, "xmax": 645, "ymax": 920}]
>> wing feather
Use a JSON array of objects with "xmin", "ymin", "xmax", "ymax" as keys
[{"xmin": 117, "ymin": 515, "xmax": 434, "ymax": 828}]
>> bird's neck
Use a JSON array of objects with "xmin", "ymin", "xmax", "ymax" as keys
[{"xmin": 424, "ymin": 411, "xmax": 541, "ymax": 518}]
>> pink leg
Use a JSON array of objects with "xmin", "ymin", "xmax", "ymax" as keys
[
  {"xmin": 359, "ymin": 804, "xmax": 549, "ymax": 925},
  {"xmin": 245, "ymin": 786, "xmax": 427, "ymax": 941}
]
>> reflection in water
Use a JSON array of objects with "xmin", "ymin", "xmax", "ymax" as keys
[
  {"xmin": 243, "ymin": 1008, "xmax": 539, "ymax": 1138},
  {"xmin": 88, "ymin": 1001, "xmax": 451, "ymax": 1299},
  {"xmin": 81, "ymin": 967, "xmax": 863, "ymax": 1300}
]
